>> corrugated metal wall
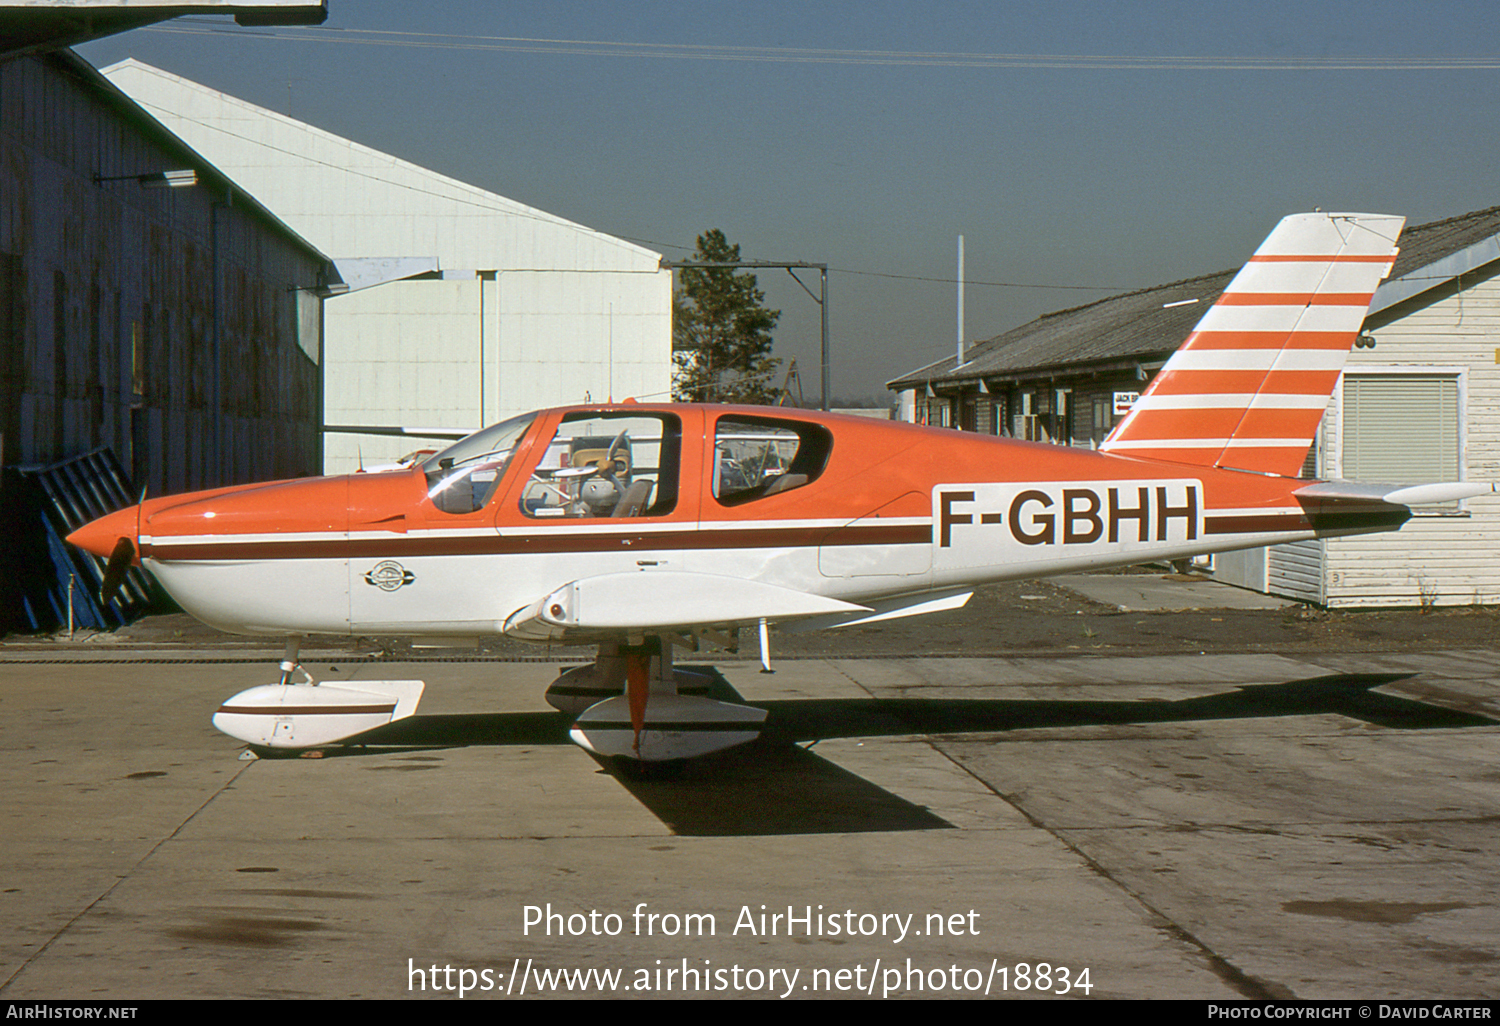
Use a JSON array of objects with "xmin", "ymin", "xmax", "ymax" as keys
[
  {"xmin": 0, "ymin": 52, "xmax": 325, "ymax": 494},
  {"xmin": 1268, "ymin": 538, "xmax": 1324, "ymax": 605}
]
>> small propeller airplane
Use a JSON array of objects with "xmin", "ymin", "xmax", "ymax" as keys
[{"xmin": 67, "ymin": 211, "xmax": 1493, "ymax": 763}]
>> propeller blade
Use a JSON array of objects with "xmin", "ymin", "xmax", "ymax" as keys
[{"xmin": 99, "ymin": 535, "xmax": 136, "ymax": 607}]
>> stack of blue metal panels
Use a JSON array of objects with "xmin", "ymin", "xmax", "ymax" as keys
[{"xmin": 3, "ymin": 447, "xmax": 156, "ymax": 633}]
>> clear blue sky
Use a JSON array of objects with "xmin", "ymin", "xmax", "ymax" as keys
[{"xmin": 79, "ymin": 1, "xmax": 1500, "ymax": 402}]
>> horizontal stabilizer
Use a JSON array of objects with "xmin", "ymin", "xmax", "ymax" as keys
[
  {"xmin": 1294, "ymin": 480, "xmax": 1496, "ymax": 506},
  {"xmin": 502, "ymin": 571, "xmax": 869, "ymax": 641}
]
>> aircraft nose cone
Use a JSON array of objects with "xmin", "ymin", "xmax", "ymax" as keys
[{"xmin": 66, "ymin": 505, "xmax": 139, "ymax": 559}]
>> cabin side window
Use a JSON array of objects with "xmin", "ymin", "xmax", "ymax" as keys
[
  {"xmin": 712, "ymin": 416, "xmax": 832, "ymax": 507},
  {"xmin": 520, "ymin": 413, "xmax": 681, "ymax": 519}
]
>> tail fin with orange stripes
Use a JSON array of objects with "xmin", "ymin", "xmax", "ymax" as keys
[{"xmin": 1099, "ymin": 212, "xmax": 1404, "ymax": 476}]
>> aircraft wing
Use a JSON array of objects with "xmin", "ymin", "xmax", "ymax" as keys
[
  {"xmin": 501, "ymin": 571, "xmax": 871, "ymax": 643},
  {"xmin": 323, "ymin": 424, "xmax": 476, "ymax": 440}
]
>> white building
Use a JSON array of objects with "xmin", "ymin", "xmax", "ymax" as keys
[
  {"xmin": 1269, "ymin": 213, "xmax": 1500, "ymax": 607},
  {"xmin": 101, "ymin": 59, "xmax": 673, "ymax": 471}
]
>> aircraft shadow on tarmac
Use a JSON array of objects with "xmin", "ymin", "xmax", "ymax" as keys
[
  {"xmin": 755, "ymin": 671, "xmax": 1498, "ymax": 740},
  {"xmin": 283, "ymin": 668, "xmax": 1495, "ymax": 838}
]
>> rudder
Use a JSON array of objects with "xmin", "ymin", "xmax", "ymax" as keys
[{"xmin": 1100, "ymin": 212, "xmax": 1404, "ymax": 476}]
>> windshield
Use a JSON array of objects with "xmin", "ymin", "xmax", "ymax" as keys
[{"xmin": 422, "ymin": 412, "xmax": 537, "ymax": 514}]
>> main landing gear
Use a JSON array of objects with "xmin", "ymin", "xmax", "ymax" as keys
[
  {"xmin": 547, "ymin": 638, "xmax": 767, "ymax": 762},
  {"xmin": 210, "ymin": 635, "xmax": 766, "ymax": 763}
]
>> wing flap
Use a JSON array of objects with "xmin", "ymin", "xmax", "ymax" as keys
[
  {"xmin": 783, "ymin": 589, "xmax": 974, "ymax": 632},
  {"xmin": 502, "ymin": 571, "xmax": 869, "ymax": 641}
]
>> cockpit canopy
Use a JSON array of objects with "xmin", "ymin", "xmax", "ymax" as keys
[
  {"xmin": 420, "ymin": 407, "xmax": 833, "ymax": 518},
  {"xmin": 422, "ymin": 412, "xmax": 537, "ymax": 515}
]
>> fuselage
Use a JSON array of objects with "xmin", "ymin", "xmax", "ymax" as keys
[{"xmin": 69, "ymin": 403, "xmax": 1407, "ymax": 639}]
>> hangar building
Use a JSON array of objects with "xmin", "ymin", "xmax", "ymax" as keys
[
  {"xmin": 1, "ymin": 0, "xmax": 331, "ymax": 632},
  {"xmin": 888, "ymin": 208, "xmax": 1500, "ymax": 608},
  {"xmin": 101, "ymin": 59, "xmax": 674, "ymax": 471},
  {"xmin": 1, "ymin": 48, "xmax": 329, "ymax": 493}
]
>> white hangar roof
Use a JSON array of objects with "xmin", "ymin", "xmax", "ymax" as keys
[{"xmin": 99, "ymin": 58, "xmax": 663, "ymax": 274}]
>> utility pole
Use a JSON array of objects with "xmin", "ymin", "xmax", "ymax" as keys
[{"xmin": 664, "ymin": 260, "xmax": 831, "ymax": 411}]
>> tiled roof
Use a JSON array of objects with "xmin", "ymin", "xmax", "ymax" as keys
[{"xmin": 890, "ymin": 206, "xmax": 1500, "ymax": 390}]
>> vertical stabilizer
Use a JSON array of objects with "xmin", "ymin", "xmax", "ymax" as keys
[{"xmin": 1100, "ymin": 212, "xmax": 1404, "ymax": 476}]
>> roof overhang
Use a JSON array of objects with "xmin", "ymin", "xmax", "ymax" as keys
[
  {"xmin": 328, "ymin": 256, "xmax": 442, "ymax": 295},
  {"xmin": 891, "ymin": 212, "xmax": 1500, "ymax": 393},
  {"xmin": 0, "ymin": 1, "xmax": 326, "ymax": 61},
  {"xmin": 893, "ymin": 351, "xmax": 1176, "ymax": 394},
  {"xmin": 1368, "ymin": 233, "xmax": 1500, "ymax": 317}
]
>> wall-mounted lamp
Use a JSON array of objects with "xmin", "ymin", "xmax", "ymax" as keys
[
  {"xmin": 94, "ymin": 169, "xmax": 198, "ymax": 189},
  {"xmin": 289, "ymin": 282, "xmax": 348, "ymax": 297}
]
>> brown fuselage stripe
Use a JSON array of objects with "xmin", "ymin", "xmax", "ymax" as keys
[
  {"xmin": 574, "ymin": 721, "xmax": 762, "ymax": 733},
  {"xmin": 1205, "ymin": 510, "xmax": 1409, "ymax": 536},
  {"xmin": 217, "ymin": 704, "xmax": 396, "ymax": 716},
  {"xmin": 1206, "ymin": 514, "xmax": 1308, "ymax": 534},
  {"xmin": 145, "ymin": 524, "xmax": 933, "ymax": 561},
  {"xmin": 142, "ymin": 510, "xmax": 1409, "ymax": 561}
]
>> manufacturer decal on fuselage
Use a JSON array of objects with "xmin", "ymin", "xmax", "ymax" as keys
[
  {"xmin": 364, "ymin": 560, "xmax": 416, "ymax": 591},
  {"xmin": 934, "ymin": 480, "xmax": 1203, "ymax": 561}
]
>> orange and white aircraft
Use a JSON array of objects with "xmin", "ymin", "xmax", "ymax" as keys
[{"xmin": 67, "ymin": 212, "xmax": 1490, "ymax": 762}]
